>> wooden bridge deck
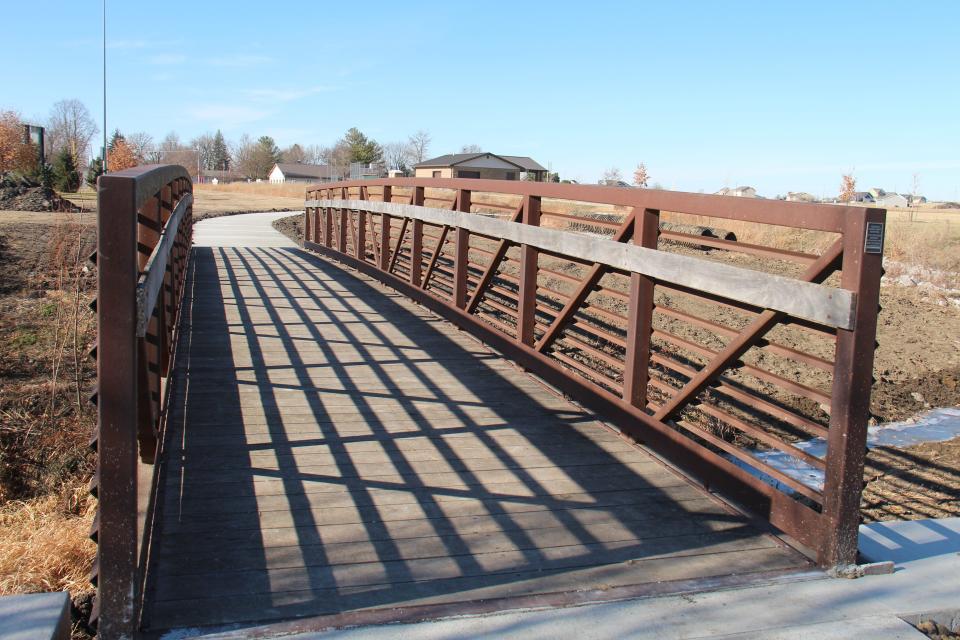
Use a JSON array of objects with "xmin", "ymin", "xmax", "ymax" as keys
[{"xmin": 143, "ymin": 216, "xmax": 811, "ymax": 633}]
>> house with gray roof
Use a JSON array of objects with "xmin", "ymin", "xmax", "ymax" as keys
[{"xmin": 414, "ymin": 152, "xmax": 548, "ymax": 181}]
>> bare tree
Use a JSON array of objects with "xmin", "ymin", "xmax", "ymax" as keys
[
  {"xmin": 839, "ymin": 172, "xmax": 857, "ymax": 202},
  {"xmin": 231, "ymin": 134, "xmax": 256, "ymax": 178},
  {"xmin": 190, "ymin": 133, "xmax": 216, "ymax": 169},
  {"xmin": 383, "ymin": 141, "xmax": 412, "ymax": 172},
  {"xmin": 632, "ymin": 163, "xmax": 649, "ymax": 187},
  {"xmin": 319, "ymin": 139, "xmax": 353, "ymax": 179},
  {"xmin": 460, "ymin": 144, "xmax": 483, "ymax": 154},
  {"xmin": 158, "ymin": 131, "xmax": 196, "ymax": 172},
  {"xmin": 126, "ymin": 131, "xmax": 155, "ymax": 164},
  {"xmin": 601, "ymin": 167, "xmax": 623, "ymax": 185},
  {"xmin": 304, "ymin": 144, "xmax": 327, "ymax": 165},
  {"xmin": 281, "ymin": 143, "xmax": 306, "ymax": 163},
  {"xmin": 407, "ymin": 130, "xmax": 431, "ymax": 164},
  {"xmin": 46, "ymin": 99, "xmax": 98, "ymax": 164}
]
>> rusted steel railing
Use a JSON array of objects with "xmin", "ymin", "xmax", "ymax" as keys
[
  {"xmin": 304, "ymin": 178, "xmax": 884, "ymax": 569},
  {"xmin": 91, "ymin": 165, "xmax": 193, "ymax": 637}
]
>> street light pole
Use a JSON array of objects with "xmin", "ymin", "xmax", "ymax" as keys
[{"xmin": 102, "ymin": 0, "xmax": 108, "ymax": 172}]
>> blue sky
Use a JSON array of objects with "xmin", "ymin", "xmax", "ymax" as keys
[{"xmin": 3, "ymin": 1, "xmax": 958, "ymax": 199}]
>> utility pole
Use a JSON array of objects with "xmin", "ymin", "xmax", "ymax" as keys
[{"xmin": 102, "ymin": 0, "xmax": 108, "ymax": 172}]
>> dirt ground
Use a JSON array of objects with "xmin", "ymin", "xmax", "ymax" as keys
[{"xmin": 273, "ymin": 213, "xmax": 960, "ymax": 524}]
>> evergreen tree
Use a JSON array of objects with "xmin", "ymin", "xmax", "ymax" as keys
[
  {"xmin": 37, "ymin": 162, "xmax": 54, "ymax": 190},
  {"xmin": 108, "ymin": 128, "xmax": 125, "ymax": 153},
  {"xmin": 342, "ymin": 128, "xmax": 383, "ymax": 165},
  {"xmin": 210, "ymin": 130, "xmax": 230, "ymax": 170},
  {"xmin": 86, "ymin": 157, "xmax": 104, "ymax": 188},
  {"xmin": 52, "ymin": 148, "xmax": 80, "ymax": 191}
]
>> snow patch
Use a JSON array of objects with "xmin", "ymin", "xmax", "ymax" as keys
[{"xmin": 728, "ymin": 407, "xmax": 960, "ymax": 493}]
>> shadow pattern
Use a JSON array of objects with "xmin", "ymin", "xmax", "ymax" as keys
[{"xmin": 142, "ymin": 245, "xmax": 810, "ymax": 632}]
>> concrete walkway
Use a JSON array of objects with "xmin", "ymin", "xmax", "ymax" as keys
[
  {"xmin": 184, "ymin": 519, "xmax": 960, "ymax": 639},
  {"xmin": 193, "ymin": 211, "xmax": 300, "ymax": 247}
]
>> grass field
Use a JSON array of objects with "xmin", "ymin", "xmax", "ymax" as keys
[{"xmin": 60, "ymin": 182, "xmax": 307, "ymax": 216}]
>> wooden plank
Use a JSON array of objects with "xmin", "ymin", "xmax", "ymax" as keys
[
  {"xmin": 143, "ymin": 245, "xmax": 810, "ymax": 633},
  {"xmin": 150, "ymin": 545, "xmax": 804, "ymax": 629},
  {"xmin": 156, "ymin": 521, "xmax": 760, "ymax": 582},
  {"xmin": 153, "ymin": 535, "xmax": 787, "ymax": 602},
  {"xmin": 163, "ymin": 483, "xmax": 707, "ymax": 523}
]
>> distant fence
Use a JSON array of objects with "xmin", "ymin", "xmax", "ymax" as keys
[
  {"xmin": 304, "ymin": 178, "xmax": 885, "ymax": 569},
  {"xmin": 92, "ymin": 165, "xmax": 193, "ymax": 638}
]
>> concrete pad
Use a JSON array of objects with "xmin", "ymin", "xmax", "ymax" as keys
[
  {"xmin": 859, "ymin": 517, "xmax": 960, "ymax": 565},
  {"xmin": 0, "ymin": 592, "xmax": 71, "ymax": 640},
  {"xmin": 193, "ymin": 211, "xmax": 300, "ymax": 247}
]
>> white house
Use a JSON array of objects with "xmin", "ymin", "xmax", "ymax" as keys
[
  {"xmin": 269, "ymin": 162, "xmax": 341, "ymax": 184},
  {"xmin": 875, "ymin": 192, "xmax": 908, "ymax": 208},
  {"xmin": 715, "ymin": 186, "xmax": 757, "ymax": 198},
  {"xmin": 786, "ymin": 192, "xmax": 817, "ymax": 203},
  {"xmin": 414, "ymin": 153, "xmax": 548, "ymax": 181}
]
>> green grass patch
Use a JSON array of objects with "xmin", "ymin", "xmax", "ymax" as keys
[{"xmin": 9, "ymin": 331, "xmax": 38, "ymax": 349}]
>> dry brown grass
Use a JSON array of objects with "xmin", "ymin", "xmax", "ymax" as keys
[
  {"xmin": 196, "ymin": 181, "xmax": 308, "ymax": 198},
  {"xmin": 0, "ymin": 483, "xmax": 95, "ymax": 595},
  {"xmin": 192, "ymin": 182, "xmax": 305, "ymax": 215},
  {"xmin": 0, "ymin": 214, "xmax": 98, "ymax": 609}
]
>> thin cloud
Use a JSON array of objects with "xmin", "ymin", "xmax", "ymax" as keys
[{"xmin": 243, "ymin": 86, "xmax": 337, "ymax": 102}]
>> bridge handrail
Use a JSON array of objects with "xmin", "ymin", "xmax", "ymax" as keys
[
  {"xmin": 303, "ymin": 178, "xmax": 884, "ymax": 570},
  {"xmin": 305, "ymin": 197, "xmax": 855, "ymax": 330},
  {"xmin": 93, "ymin": 164, "xmax": 193, "ymax": 637}
]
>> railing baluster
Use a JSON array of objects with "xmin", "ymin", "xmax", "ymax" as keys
[
  {"xmin": 323, "ymin": 189, "xmax": 332, "ymax": 247},
  {"xmin": 338, "ymin": 187, "xmax": 348, "ymax": 252},
  {"xmin": 356, "ymin": 186, "xmax": 366, "ymax": 260},
  {"xmin": 517, "ymin": 194, "xmax": 540, "ymax": 344},
  {"xmin": 623, "ymin": 207, "xmax": 660, "ymax": 408},
  {"xmin": 454, "ymin": 189, "xmax": 471, "ymax": 308},
  {"xmin": 380, "ymin": 186, "xmax": 392, "ymax": 271},
  {"xmin": 411, "ymin": 186, "xmax": 424, "ymax": 286},
  {"xmin": 304, "ymin": 192, "xmax": 312, "ymax": 244}
]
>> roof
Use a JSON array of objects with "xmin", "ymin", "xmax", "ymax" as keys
[
  {"xmin": 501, "ymin": 156, "xmax": 547, "ymax": 172},
  {"xmin": 415, "ymin": 152, "xmax": 546, "ymax": 172},
  {"xmin": 273, "ymin": 162, "xmax": 339, "ymax": 179}
]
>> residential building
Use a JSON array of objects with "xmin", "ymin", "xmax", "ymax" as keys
[
  {"xmin": 875, "ymin": 192, "xmax": 908, "ymax": 208},
  {"xmin": 786, "ymin": 192, "xmax": 817, "ymax": 203},
  {"xmin": 715, "ymin": 186, "xmax": 757, "ymax": 198},
  {"xmin": 269, "ymin": 162, "xmax": 341, "ymax": 184},
  {"xmin": 414, "ymin": 152, "xmax": 548, "ymax": 181}
]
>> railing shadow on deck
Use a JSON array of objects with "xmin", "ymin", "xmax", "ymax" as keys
[{"xmin": 143, "ymin": 244, "xmax": 789, "ymax": 631}]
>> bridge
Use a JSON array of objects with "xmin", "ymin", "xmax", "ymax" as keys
[{"xmin": 89, "ymin": 166, "xmax": 884, "ymax": 638}]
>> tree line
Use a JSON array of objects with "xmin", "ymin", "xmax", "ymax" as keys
[
  {"xmin": 2, "ymin": 97, "xmax": 439, "ymax": 190},
  {"xmin": 105, "ymin": 126, "xmax": 434, "ymax": 183}
]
